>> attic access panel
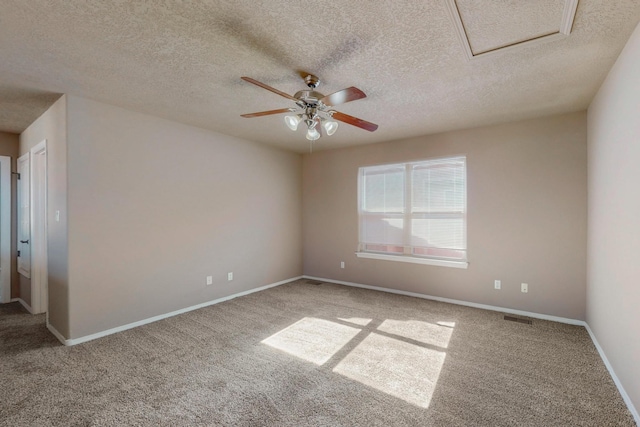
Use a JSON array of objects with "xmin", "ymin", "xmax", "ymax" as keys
[{"xmin": 445, "ymin": 0, "xmax": 579, "ymax": 60}]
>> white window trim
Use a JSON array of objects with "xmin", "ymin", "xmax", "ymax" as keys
[
  {"xmin": 355, "ymin": 251, "xmax": 469, "ymax": 269},
  {"xmin": 357, "ymin": 156, "xmax": 468, "ymax": 268}
]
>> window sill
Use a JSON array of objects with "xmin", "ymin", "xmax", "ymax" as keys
[{"xmin": 355, "ymin": 252, "xmax": 468, "ymax": 269}]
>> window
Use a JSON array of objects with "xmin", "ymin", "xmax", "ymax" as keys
[{"xmin": 357, "ymin": 156, "xmax": 467, "ymax": 268}]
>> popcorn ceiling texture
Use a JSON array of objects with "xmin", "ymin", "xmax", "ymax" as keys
[{"xmin": 0, "ymin": 1, "xmax": 639, "ymax": 152}]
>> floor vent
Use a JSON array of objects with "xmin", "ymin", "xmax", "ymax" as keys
[
  {"xmin": 305, "ymin": 280, "xmax": 323, "ymax": 285},
  {"xmin": 504, "ymin": 315, "xmax": 533, "ymax": 325}
]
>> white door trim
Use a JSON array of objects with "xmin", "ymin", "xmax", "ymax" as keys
[
  {"xmin": 0, "ymin": 156, "xmax": 11, "ymax": 303},
  {"xmin": 30, "ymin": 140, "xmax": 47, "ymax": 314}
]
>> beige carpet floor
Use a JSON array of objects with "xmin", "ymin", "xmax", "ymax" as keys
[{"xmin": 0, "ymin": 279, "xmax": 635, "ymax": 426}]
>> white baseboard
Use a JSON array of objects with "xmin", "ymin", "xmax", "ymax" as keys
[
  {"xmin": 303, "ymin": 275, "xmax": 585, "ymax": 325},
  {"xmin": 52, "ymin": 276, "xmax": 303, "ymax": 347},
  {"xmin": 46, "ymin": 321, "xmax": 68, "ymax": 345},
  {"xmin": 584, "ymin": 324, "xmax": 640, "ymax": 425},
  {"xmin": 36, "ymin": 273, "xmax": 640, "ymax": 422},
  {"xmin": 11, "ymin": 297, "xmax": 34, "ymax": 314},
  {"xmin": 303, "ymin": 275, "xmax": 639, "ymax": 423}
]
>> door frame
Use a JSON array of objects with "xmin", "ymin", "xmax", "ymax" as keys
[
  {"xmin": 0, "ymin": 155, "xmax": 11, "ymax": 303},
  {"xmin": 17, "ymin": 152, "xmax": 30, "ymax": 279},
  {"xmin": 30, "ymin": 140, "xmax": 48, "ymax": 314}
]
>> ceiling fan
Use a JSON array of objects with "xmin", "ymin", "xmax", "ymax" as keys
[{"xmin": 241, "ymin": 74, "xmax": 378, "ymax": 142}]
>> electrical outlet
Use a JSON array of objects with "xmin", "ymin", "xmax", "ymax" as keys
[
  {"xmin": 340, "ymin": 261, "xmax": 345, "ymax": 269},
  {"xmin": 228, "ymin": 272, "xmax": 233, "ymax": 281},
  {"xmin": 494, "ymin": 280, "xmax": 501, "ymax": 290},
  {"xmin": 206, "ymin": 276, "xmax": 213, "ymax": 286},
  {"xmin": 521, "ymin": 283, "xmax": 528, "ymax": 293}
]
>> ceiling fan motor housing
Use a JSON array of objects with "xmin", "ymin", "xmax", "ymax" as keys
[
  {"xmin": 294, "ymin": 90, "xmax": 325, "ymax": 106},
  {"xmin": 304, "ymin": 74, "xmax": 320, "ymax": 89}
]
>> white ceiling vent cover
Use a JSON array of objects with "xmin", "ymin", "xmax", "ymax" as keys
[{"xmin": 445, "ymin": 0, "xmax": 579, "ymax": 60}]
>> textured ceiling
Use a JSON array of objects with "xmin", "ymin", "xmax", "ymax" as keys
[{"xmin": 0, "ymin": 1, "xmax": 639, "ymax": 152}]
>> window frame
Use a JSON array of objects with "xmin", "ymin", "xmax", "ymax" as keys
[{"xmin": 356, "ymin": 156, "xmax": 468, "ymax": 269}]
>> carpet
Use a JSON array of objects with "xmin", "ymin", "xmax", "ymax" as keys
[{"xmin": 0, "ymin": 279, "xmax": 635, "ymax": 426}]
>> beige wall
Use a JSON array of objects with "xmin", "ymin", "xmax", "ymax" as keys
[
  {"xmin": 19, "ymin": 95, "xmax": 68, "ymax": 334},
  {"xmin": 0, "ymin": 131, "xmax": 19, "ymax": 299},
  {"xmin": 65, "ymin": 96, "xmax": 302, "ymax": 339},
  {"xmin": 587, "ymin": 23, "xmax": 640, "ymax": 415},
  {"xmin": 303, "ymin": 112, "xmax": 587, "ymax": 320}
]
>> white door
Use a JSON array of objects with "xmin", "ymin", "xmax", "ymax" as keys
[
  {"xmin": 16, "ymin": 142, "xmax": 48, "ymax": 314},
  {"xmin": 17, "ymin": 153, "xmax": 30, "ymax": 279}
]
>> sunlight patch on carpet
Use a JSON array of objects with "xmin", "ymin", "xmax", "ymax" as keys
[
  {"xmin": 377, "ymin": 319, "xmax": 454, "ymax": 348},
  {"xmin": 333, "ymin": 333, "xmax": 446, "ymax": 408},
  {"xmin": 261, "ymin": 317, "xmax": 360, "ymax": 365}
]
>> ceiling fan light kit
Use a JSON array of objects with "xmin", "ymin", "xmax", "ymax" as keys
[
  {"xmin": 323, "ymin": 119, "xmax": 338, "ymax": 136},
  {"xmin": 284, "ymin": 114, "xmax": 302, "ymax": 131},
  {"xmin": 241, "ymin": 74, "xmax": 378, "ymax": 145},
  {"xmin": 305, "ymin": 123, "xmax": 321, "ymax": 141}
]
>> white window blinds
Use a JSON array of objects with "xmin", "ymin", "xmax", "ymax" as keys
[{"xmin": 358, "ymin": 156, "xmax": 467, "ymax": 262}]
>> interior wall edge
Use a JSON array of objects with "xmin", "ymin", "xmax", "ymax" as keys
[
  {"xmin": 585, "ymin": 21, "xmax": 640, "ymax": 416},
  {"xmin": 49, "ymin": 275, "xmax": 303, "ymax": 345},
  {"xmin": 584, "ymin": 323, "xmax": 640, "ymax": 425}
]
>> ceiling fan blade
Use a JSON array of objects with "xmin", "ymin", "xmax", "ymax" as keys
[
  {"xmin": 320, "ymin": 87, "xmax": 366, "ymax": 107},
  {"xmin": 241, "ymin": 77, "xmax": 298, "ymax": 102},
  {"xmin": 332, "ymin": 111, "xmax": 378, "ymax": 132},
  {"xmin": 241, "ymin": 108, "xmax": 292, "ymax": 118}
]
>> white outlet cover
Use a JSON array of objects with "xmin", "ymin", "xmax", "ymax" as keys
[
  {"xmin": 494, "ymin": 280, "xmax": 501, "ymax": 290},
  {"xmin": 521, "ymin": 283, "xmax": 528, "ymax": 293},
  {"xmin": 206, "ymin": 276, "xmax": 213, "ymax": 285},
  {"xmin": 341, "ymin": 261, "xmax": 345, "ymax": 269},
  {"xmin": 228, "ymin": 272, "xmax": 233, "ymax": 281}
]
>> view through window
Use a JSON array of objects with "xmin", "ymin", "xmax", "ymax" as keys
[{"xmin": 357, "ymin": 156, "xmax": 467, "ymax": 264}]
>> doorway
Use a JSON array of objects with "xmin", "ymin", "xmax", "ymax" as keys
[
  {"xmin": 0, "ymin": 155, "xmax": 11, "ymax": 303},
  {"xmin": 15, "ymin": 141, "xmax": 47, "ymax": 314}
]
